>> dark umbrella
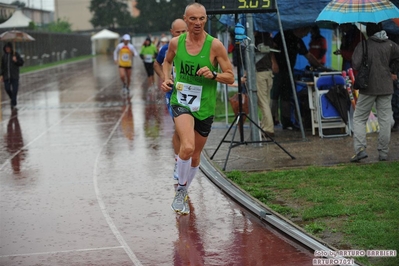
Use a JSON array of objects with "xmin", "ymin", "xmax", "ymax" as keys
[{"xmin": 325, "ymin": 83, "xmax": 351, "ymax": 124}]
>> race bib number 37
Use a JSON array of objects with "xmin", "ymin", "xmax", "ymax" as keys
[{"xmin": 175, "ymin": 82, "xmax": 203, "ymax": 112}]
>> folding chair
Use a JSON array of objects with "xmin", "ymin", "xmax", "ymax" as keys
[{"xmin": 312, "ymin": 73, "xmax": 351, "ymax": 138}]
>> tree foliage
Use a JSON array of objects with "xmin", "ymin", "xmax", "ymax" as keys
[
  {"xmin": 45, "ymin": 18, "xmax": 73, "ymax": 33},
  {"xmin": 11, "ymin": 1, "xmax": 26, "ymax": 8},
  {"xmin": 89, "ymin": 0, "xmax": 134, "ymax": 29},
  {"xmin": 134, "ymin": 0, "xmax": 190, "ymax": 33}
]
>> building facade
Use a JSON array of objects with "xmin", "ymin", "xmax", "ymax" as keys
[
  {"xmin": 55, "ymin": 0, "xmax": 138, "ymax": 31},
  {"xmin": 0, "ymin": 3, "xmax": 53, "ymax": 27}
]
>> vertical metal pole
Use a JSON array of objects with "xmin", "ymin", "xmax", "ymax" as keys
[
  {"xmin": 234, "ymin": 14, "xmax": 245, "ymax": 143},
  {"xmin": 41, "ymin": 0, "xmax": 44, "ymax": 25},
  {"xmin": 275, "ymin": 0, "xmax": 306, "ymax": 140},
  {"xmin": 208, "ymin": 15, "xmax": 211, "ymax": 34},
  {"xmin": 218, "ymin": 28, "xmax": 230, "ymax": 127},
  {"xmin": 244, "ymin": 13, "xmax": 261, "ymax": 142},
  {"xmin": 55, "ymin": 0, "xmax": 59, "ymax": 20}
]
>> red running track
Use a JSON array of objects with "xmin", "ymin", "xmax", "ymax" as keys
[{"xmin": 0, "ymin": 55, "xmax": 314, "ymax": 265}]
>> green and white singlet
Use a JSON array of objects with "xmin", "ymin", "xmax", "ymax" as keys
[{"xmin": 170, "ymin": 33, "xmax": 218, "ymax": 120}]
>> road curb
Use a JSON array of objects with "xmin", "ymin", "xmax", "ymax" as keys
[{"xmin": 200, "ymin": 151, "xmax": 360, "ymax": 266}]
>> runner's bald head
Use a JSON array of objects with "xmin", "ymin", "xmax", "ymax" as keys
[
  {"xmin": 170, "ymin": 18, "xmax": 187, "ymax": 37},
  {"xmin": 184, "ymin": 2, "xmax": 206, "ymax": 16},
  {"xmin": 171, "ymin": 18, "xmax": 186, "ymax": 30}
]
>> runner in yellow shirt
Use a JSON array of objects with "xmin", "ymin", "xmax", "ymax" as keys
[{"xmin": 113, "ymin": 34, "xmax": 138, "ymax": 94}]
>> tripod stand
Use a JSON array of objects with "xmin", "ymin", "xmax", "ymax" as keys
[{"xmin": 210, "ymin": 24, "xmax": 295, "ymax": 171}]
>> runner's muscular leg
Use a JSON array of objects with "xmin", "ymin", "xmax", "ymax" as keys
[
  {"xmin": 125, "ymin": 68, "xmax": 132, "ymax": 87},
  {"xmin": 172, "ymin": 131, "xmax": 180, "ymax": 155},
  {"xmin": 191, "ymin": 130, "xmax": 208, "ymax": 167},
  {"xmin": 174, "ymin": 113, "xmax": 195, "ymax": 160},
  {"xmin": 118, "ymin": 67, "xmax": 126, "ymax": 83}
]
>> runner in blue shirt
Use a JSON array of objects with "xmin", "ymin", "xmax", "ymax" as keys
[{"xmin": 154, "ymin": 18, "xmax": 187, "ymax": 181}]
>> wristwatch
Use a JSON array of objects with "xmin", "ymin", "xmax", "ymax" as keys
[{"xmin": 211, "ymin": 71, "xmax": 217, "ymax": 80}]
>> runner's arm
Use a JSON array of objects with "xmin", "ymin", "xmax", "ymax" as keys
[
  {"xmin": 154, "ymin": 61, "xmax": 164, "ymax": 80},
  {"xmin": 212, "ymin": 39, "xmax": 235, "ymax": 85},
  {"xmin": 154, "ymin": 46, "xmax": 167, "ymax": 80},
  {"xmin": 161, "ymin": 38, "xmax": 177, "ymax": 91},
  {"xmin": 113, "ymin": 45, "xmax": 119, "ymax": 62}
]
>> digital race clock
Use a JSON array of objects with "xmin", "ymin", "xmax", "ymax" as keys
[{"xmin": 195, "ymin": 0, "xmax": 276, "ymax": 14}]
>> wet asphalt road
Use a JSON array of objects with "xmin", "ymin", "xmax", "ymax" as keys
[{"xmin": 0, "ymin": 55, "xmax": 315, "ymax": 265}]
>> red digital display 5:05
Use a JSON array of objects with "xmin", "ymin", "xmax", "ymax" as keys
[{"xmin": 195, "ymin": 0, "xmax": 276, "ymax": 14}]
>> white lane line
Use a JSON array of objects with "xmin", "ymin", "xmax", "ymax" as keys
[
  {"xmin": 0, "ymin": 246, "xmax": 124, "ymax": 258},
  {"xmin": 92, "ymin": 104, "xmax": 142, "ymax": 266},
  {"xmin": 1, "ymin": 60, "xmax": 141, "ymax": 264}
]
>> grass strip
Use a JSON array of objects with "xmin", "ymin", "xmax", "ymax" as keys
[
  {"xmin": 226, "ymin": 162, "xmax": 399, "ymax": 266},
  {"xmin": 20, "ymin": 55, "xmax": 94, "ymax": 74}
]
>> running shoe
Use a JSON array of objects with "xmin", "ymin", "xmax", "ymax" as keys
[
  {"xmin": 171, "ymin": 188, "xmax": 190, "ymax": 214},
  {"xmin": 173, "ymin": 161, "xmax": 179, "ymax": 180},
  {"xmin": 122, "ymin": 87, "xmax": 129, "ymax": 95}
]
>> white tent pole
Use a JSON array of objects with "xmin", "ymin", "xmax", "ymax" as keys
[
  {"xmin": 275, "ymin": 0, "xmax": 306, "ymax": 140},
  {"xmin": 224, "ymin": 84, "xmax": 229, "ymax": 126},
  {"xmin": 92, "ymin": 40, "xmax": 95, "ymax": 55}
]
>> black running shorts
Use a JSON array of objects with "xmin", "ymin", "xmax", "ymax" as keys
[
  {"xmin": 171, "ymin": 105, "xmax": 214, "ymax": 137},
  {"xmin": 144, "ymin": 62, "xmax": 154, "ymax": 77}
]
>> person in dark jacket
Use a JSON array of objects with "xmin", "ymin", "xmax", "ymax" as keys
[
  {"xmin": 309, "ymin": 25, "xmax": 327, "ymax": 66},
  {"xmin": 388, "ymin": 34, "xmax": 399, "ymax": 132},
  {"xmin": 389, "ymin": 57, "xmax": 399, "ymax": 132},
  {"xmin": 271, "ymin": 27, "xmax": 323, "ymax": 130},
  {"xmin": 0, "ymin": 42, "xmax": 24, "ymax": 109},
  {"xmin": 334, "ymin": 23, "xmax": 365, "ymax": 72},
  {"xmin": 350, "ymin": 23, "xmax": 399, "ymax": 162}
]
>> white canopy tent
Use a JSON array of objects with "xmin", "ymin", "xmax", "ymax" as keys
[
  {"xmin": 91, "ymin": 29, "xmax": 120, "ymax": 55},
  {"xmin": 0, "ymin": 9, "xmax": 32, "ymax": 29}
]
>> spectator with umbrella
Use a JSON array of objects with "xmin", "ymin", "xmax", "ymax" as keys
[
  {"xmin": 0, "ymin": 42, "xmax": 24, "ymax": 109},
  {"xmin": 0, "ymin": 30, "xmax": 35, "ymax": 55},
  {"xmin": 351, "ymin": 23, "xmax": 399, "ymax": 162},
  {"xmin": 316, "ymin": 0, "xmax": 399, "ymax": 161}
]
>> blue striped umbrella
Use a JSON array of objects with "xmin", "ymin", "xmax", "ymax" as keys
[{"xmin": 316, "ymin": 0, "xmax": 399, "ymax": 24}]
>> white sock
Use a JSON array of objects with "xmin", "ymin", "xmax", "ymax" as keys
[
  {"xmin": 173, "ymin": 154, "xmax": 179, "ymax": 180},
  {"xmin": 186, "ymin": 166, "xmax": 199, "ymax": 189},
  {"xmin": 177, "ymin": 156, "xmax": 191, "ymax": 190}
]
